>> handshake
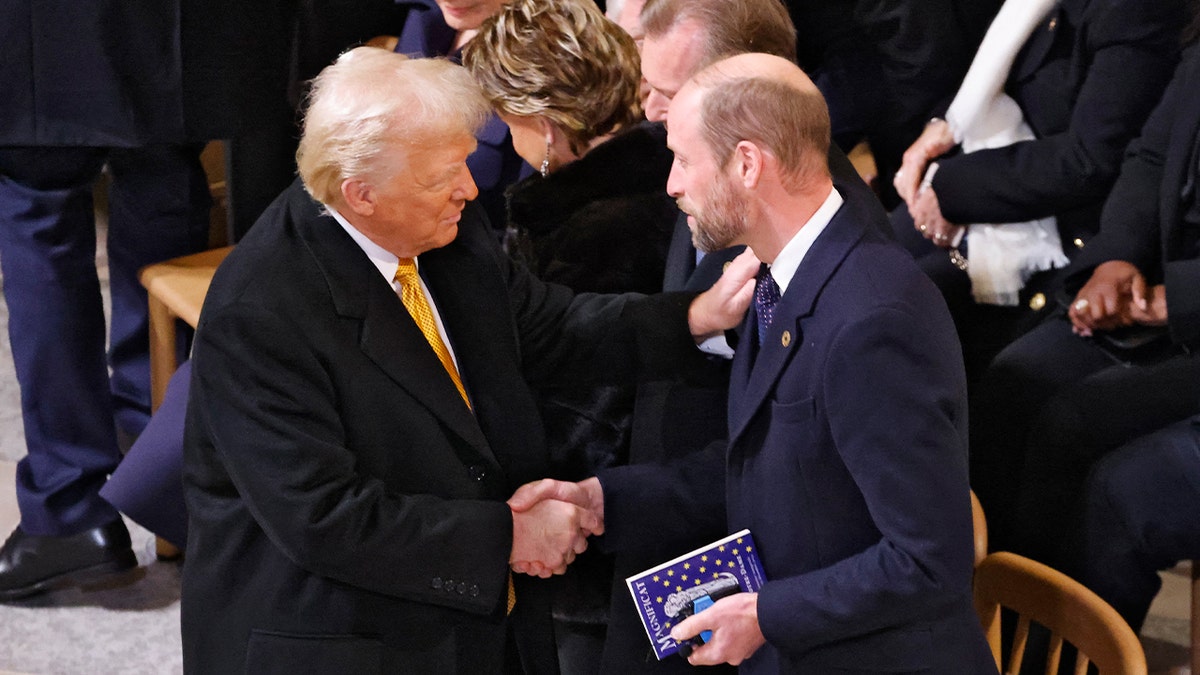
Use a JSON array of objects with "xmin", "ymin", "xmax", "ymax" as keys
[{"xmin": 508, "ymin": 477, "xmax": 605, "ymax": 578}]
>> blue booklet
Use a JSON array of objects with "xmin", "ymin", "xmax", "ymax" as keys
[{"xmin": 625, "ymin": 529, "xmax": 768, "ymax": 660}]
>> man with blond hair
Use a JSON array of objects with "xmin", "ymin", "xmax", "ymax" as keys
[{"xmin": 181, "ymin": 47, "xmax": 753, "ymax": 674}]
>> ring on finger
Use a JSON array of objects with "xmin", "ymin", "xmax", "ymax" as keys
[
  {"xmin": 918, "ymin": 224, "xmax": 928, "ymax": 233},
  {"xmin": 1073, "ymin": 298, "xmax": 1089, "ymax": 312}
]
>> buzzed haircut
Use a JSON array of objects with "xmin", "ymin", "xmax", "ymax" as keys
[{"xmin": 699, "ymin": 76, "xmax": 830, "ymax": 191}]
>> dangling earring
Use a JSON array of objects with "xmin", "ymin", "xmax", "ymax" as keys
[{"xmin": 539, "ymin": 140, "xmax": 550, "ymax": 177}]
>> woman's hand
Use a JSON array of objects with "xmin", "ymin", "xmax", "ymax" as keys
[
  {"xmin": 909, "ymin": 186, "xmax": 964, "ymax": 249},
  {"xmin": 894, "ymin": 119, "xmax": 955, "ymax": 205}
]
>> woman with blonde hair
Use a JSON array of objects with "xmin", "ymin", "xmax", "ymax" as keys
[
  {"xmin": 464, "ymin": 0, "xmax": 676, "ymax": 295},
  {"xmin": 464, "ymin": 2, "xmax": 678, "ymax": 671}
]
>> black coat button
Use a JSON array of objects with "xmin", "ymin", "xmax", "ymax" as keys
[
  {"xmin": 457, "ymin": 582, "xmax": 467, "ymax": 594},
  {"xmin": 470, "ymin": 584, "xmax": 480, "ymax": 597},
  {"xmin": 431, "ymin": 577, "xmax": 443, "ymax": 590},
  {"xmin": 468, "ymin": 465, "xmax": 487, "ymax": 481}
]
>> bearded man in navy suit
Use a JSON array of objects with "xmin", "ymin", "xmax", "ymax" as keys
[{"xmin": 513, "ymin": 53, "xmax": 995, "ymax": 674}]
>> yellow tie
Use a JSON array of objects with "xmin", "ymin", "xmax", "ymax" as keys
[
  {"xmin": 394, "ymin": 259, "xmax": 470, "ymax": 409},
  {"xmin": 395, "ymin": 259, "xmax": 510, "ymax": 612},
  {"xmin": 507, "ymin": 572, "xmax": 516, "ymax": 614}
]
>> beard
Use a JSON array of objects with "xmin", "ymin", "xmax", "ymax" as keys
[{"xmin": 683, "ymin": 175, "xmax": 750, "ymax": 254}]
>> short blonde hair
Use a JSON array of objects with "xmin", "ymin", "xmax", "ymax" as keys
[
  {"xmin": 296, "ymin": 48, "xmax": 490, "ymax": 204},
  {"xmin": 462, "ymin": 0, "xmax": 642, "ymax": 155}
]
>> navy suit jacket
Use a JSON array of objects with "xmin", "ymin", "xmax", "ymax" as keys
[
  {"xmin": 181, "ymin": 180, "xmax": 694, "ymax": 674},
  {"xmin": 726, "ymin": 188, "xmax": 993, "ymax": 673},
  {"xmin": 604, "ymin": 184, "xmax": 995, "ymax": 673}
]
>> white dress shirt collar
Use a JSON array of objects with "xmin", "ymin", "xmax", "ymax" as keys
[
  {"xmin": 327, "ymin": 206, "xmax": 405, "ymax": 286},
  {"xmin": 767, "ymin": 185, "xmax": 843, "ymax": 295}
]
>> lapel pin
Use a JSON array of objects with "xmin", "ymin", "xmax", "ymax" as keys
[{"xmin": 781, "ymin": 330, "xmax": 791, "ymax": 347}]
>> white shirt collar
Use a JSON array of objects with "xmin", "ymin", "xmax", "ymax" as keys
[
  {"xmin": 767, "ymin": 185, "xmax": 843, "ymax": 296},
  {"xmin": 327, "ymin": 205, "xmax": 406, "ymax": 285}
]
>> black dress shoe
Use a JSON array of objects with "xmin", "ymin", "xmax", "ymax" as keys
[{"xmin": 0, "ymin": 520, "xmax": 138, "ymax": 601}]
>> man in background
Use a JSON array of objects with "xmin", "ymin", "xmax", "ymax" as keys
[{"xmin": 0, "ymin": 0, "xmax": 274, "ymax": 600}]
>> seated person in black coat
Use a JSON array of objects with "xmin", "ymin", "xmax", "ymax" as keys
[
  {"xmin": 970, "ymin": 34, "xmax": 1200, "ymax": 565},
  {"xmin": 890, "ymin": 0, "xmax": 1186, "ymax": 379}
]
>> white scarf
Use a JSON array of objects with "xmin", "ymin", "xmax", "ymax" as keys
[{"xmin": 937, "ymin": 0, "xmax": 1068, "ymax": 306}]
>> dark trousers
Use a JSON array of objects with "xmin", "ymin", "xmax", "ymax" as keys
[
  {"xmin": 0, "ymin": 144, "xmax": 209, "ymax": 535},
  {"xmin": 1071, "ymin": 418, "xmax": 1200, "ymax": 632},
  {"xmin": 970, "ymin": 317, "xmax": 1200, "ymax": 562}
]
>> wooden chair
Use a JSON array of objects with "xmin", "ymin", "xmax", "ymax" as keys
[
  {"xmin": 974, "ymin": 551, "xmax": 1147, "ymax": 675},
  {"xmin": 138, "ymin": 245, "xmax": 233, "ymax": 558},
  {"xmin": 971, "ymin": 490, "xmax": 987, "ymax": 567},
  {"xmin": 141, "ymin": 246, "xmax": 233, "ymax": 410}
]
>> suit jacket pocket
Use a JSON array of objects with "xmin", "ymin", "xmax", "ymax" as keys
[
  {"xmin": 770, "ymin": 396, "xmax": 816, "ymax": 425},
  {"xmin": 245, "ymin": 630, "xmax": 384, "ymax": 674}
]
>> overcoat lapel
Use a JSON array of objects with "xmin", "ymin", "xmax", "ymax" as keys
[
  {"xmin": 727, "ymin": 188, "xmax": 868, "ymax": 445},
  {"xmin": 291, "ymin": 191, "xmax": 495, "ymax": 463}
]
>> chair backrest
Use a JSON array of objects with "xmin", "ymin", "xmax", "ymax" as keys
[
  {"xmin": 974, "ymin": 551, "xmax": 1147, "ymax": 675},
  {"xmin": 971, "ymin": 490, "xmax": 987, "ymax": 567}
]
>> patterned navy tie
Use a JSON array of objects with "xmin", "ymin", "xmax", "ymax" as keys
[{"xmin": 755, "ymin": 264, "xmax": 780, "ymax": 347}]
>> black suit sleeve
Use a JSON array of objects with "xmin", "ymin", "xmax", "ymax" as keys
[
  {"xmin": 1066, "ymin": 50, "xmax": 1184, "ymax": 284},
  {"xmin": 931, "ymin": 0, "xmax": 1183, "ymax": 224}
]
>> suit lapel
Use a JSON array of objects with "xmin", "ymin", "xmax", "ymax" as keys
[
  {"xmin": 662, "ymin": 213, "xmax": 696, "ymax": 291},
  {"xmin": 291, "ymin": 191, "xmax": 493, "ymax": 461},
  {"xmin": 727, "ymin": 189, "xmax": 869, "ymax": 445}
]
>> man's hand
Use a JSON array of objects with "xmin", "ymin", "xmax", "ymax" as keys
[
  {"xmin": 1068, "ymin": 260, "xmax": 1141, "ymax": 336},
  {"xmin": 909, "ymin": 186, "xmax": 963, "ymax": 249},
  {"xmin": 510, "ymin": 496, "xmax": 601, "ymax": 578},
  {"xmin": 669, "ymin": 592, "xmax": 766, "ymax": 666},
  {"xmin": 1129, "ymin": 280, "xmax": 1168, "ymax": 326},
  {"xmin": 688, "ymin": 248, "xmax": 759, "ymax": 341},
  {"xmin": 509, "ymin": 478, "xmax": 604, "ymax": 521},
  {"xmin": 508, "ymin": 478, "xmax": 604, "ymax": 577},
  {"xmin": 894, "ymin": 119, "xmax": 954, "ymax": 205}
]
